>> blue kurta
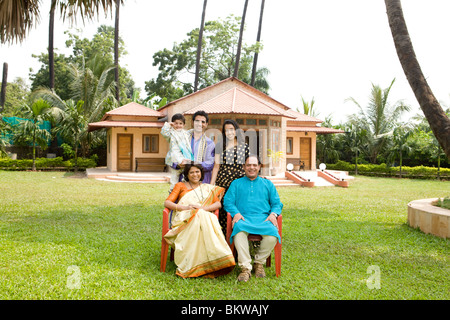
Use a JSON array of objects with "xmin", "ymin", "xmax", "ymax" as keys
[{"xmin": 223, "ymin": 176, "xmax": 283, "ymax": 243}]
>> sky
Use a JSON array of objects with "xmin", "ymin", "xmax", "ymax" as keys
[{"xmin": 2, "ymin": 0, "xmax": 450, "ymax": 124}]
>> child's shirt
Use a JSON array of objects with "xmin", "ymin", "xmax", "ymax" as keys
[{"xmin": 161, "ymin": 122, "xmax": 194, "ymax": 166}]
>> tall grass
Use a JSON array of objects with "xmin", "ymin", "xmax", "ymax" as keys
[{"xmin": 0, "ymin": 171, "xmax": 448, "ymax": 299}]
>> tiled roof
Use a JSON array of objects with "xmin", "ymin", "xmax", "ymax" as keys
[
  {"xmin": 184, "ymin": 87, "xmax": 296, "ymax": 118},
  {"xmin": 101, "ymin": 102, "xmax": 164, "ymax": 120},
  {"xmin": 287, "ymin": 126, "xmax": 345, "ymax": 134},
  {"xmin": 88, "ymin": 120, "xmax": 164, "ymax": 132},
  {"xmin": 158, "ymin": 77, "xmax": 292, "ymax": 112},
  {"xmin": 285, "ymin": 109, "xmax": 323, "ymax": 123}
]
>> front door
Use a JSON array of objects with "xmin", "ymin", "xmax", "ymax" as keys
[
  {"xmin": 300, "ymin": 137, "xmax": 311, "ymax": 170},
  {"xmin": 117, "ymin": 134, "xmax": 133, "ymax": 171}
]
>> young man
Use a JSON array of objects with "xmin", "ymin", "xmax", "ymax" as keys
[
  {"xmin": 164, "ymin": 110, "xmax": 215, "ymax": 184},
  {"xmin": 223, "ymin": 155, "xmax": 283, "ymax": 282}
]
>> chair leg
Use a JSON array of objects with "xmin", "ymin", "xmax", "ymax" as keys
[
  {"xmin": 266, "ymin": 254, "xmax": 271, "ymax": 267},
  {"xmin": 274, "ymin": 242, "xmax": 282, "ymax": 277},
  {"xmin": 160, "ymin": 239, "xmax": 169, "ymax": 272}
]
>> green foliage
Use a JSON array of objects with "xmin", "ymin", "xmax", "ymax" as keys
[
  {"xmin": 0, "ymin": 156, "xmax": 96, "ymax": 170},
  {"xmin": 145, "ymin": 15, "xmax": 269, "ymax": 102},
  {"xmin": 0, "ymin": 78, "xmax": 30, "ymax": 117},
  {"xmin": 30, "ymin": 26, "xmax": 136, "ymax": 103},
  {"xmin": 435, "ymin": 197, "xmax": 450, "ymax": 210},
  {"xmin": 327, "ymin": 161, "xmax": 450, "ymax": 179}
]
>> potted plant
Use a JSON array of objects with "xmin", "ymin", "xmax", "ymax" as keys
[{"xmin": 267, "ymin": 149, "xmax": 284, "ymax": 176}]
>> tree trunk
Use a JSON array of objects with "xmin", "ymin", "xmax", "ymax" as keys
[
  {"xmin": 194, "ymin": 0, "xmax": 207, "ymax": 92},
  {"xmin": 233, "ymin": 0, "xmax": 249, "ymax": 78},
  {"xmin": 49, "ymin": 0, "xmax": 56, "ymax": 90},
  {"xmin": 114, "ymin": 0, "xmax": 120, "ymax": 103},
  {"xmin": 385, "ymin": 0, "xmax": 450, "ymax": 160},
  {"xmin": 0, "ymin": 62, "xmax": 7, "ymax": 113},
  {"xmin": 251, "ymin": 0, "xmax": 265, "ymax": 86}
]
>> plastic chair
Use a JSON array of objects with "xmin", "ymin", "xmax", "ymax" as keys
[
  {"xmin": 160, "ymin": 207, "xmax": 219, "ymax": 272},
  {"xmin": 226, "ymin": 212, "xmax": 282, "ymax": 277}
]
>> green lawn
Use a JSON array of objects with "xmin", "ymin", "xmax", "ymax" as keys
[{"xmin": 0, "ymin": 171, "xmax": 448, "ymax": 300}]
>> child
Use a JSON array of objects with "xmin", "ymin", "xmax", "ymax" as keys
[{"xmin": 161, "ymin": 113, "xmax": 194, "ymax": 191}]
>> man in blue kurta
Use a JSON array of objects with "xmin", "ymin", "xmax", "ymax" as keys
[{"xmin": 224, "ymin": 155, "xmax": 283, "ymax": 282}]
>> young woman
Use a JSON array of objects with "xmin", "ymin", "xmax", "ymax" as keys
[
  {"xmin": 210, "ymin": 119, "xmax": 250, "ymax": 233},
  {"xmin": 163, "ymin": 163, "xmax": 235, "ymax": 278}
]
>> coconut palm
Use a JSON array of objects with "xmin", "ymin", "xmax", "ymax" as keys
[
  {"xmin": 51, "ymin": 99, "xmax": 86, "ymax": 172},
  {"xmin": 251, "ymin": 0, "xmax": 266, "ymax": 87},
  {"xmin": 34, "ymin": 59, "xmax": 117, "ymax": 156},
  {"xmin": 379, "ymin": 123, "xmax": 413, "ymax": 177},
  {"xmin": 385, "ymin": 0, "xmax": 450, "ymax": 159},
  {"xmin": 234, "ymin": 0, "xmax": 249, "ymax": 78},
  {"xmin": 194, "ymin": 0, "xmax": 208, "ymax": 92},
  {"xmin": 0, "ymin": 0, "xmax": 116, "ymax": 44},
  {"xmin": 14, "ymin": 99, "xmax": 54, "ymax": 170},
  {"xmin": 346, "ymin": 79, "xmax": 410, "ymax": 163}
]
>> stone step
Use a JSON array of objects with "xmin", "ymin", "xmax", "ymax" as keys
[{"xmin": 101, "ymin": 175, "xmax": 169, "ymax": 183}]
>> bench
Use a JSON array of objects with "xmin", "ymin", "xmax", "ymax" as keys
[
  {"xmin": 287, "ymin": 158, "xmax": 305, "ymax": 171},
  {"xmin": 135, "ymin": 158, "xmax": 166, "ymax": 172}
]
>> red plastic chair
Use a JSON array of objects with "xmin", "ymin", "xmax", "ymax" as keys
[
  {"xmin": 226, "ymin": 212, "xmax": 282, "ymax": 277},
  {"xmin": 160, "ymin": 207, "xmax": 219, "ymax": 272}
]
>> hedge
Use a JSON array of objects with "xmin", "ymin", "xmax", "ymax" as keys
[
  {"xmin": 0, "ymin": 157, "xmax": 96, "ymax": 171},
  {"xmin": 326, "ymin": 160, "xmax": 450, "ymax": 179}
]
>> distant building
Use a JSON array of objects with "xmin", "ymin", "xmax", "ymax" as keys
[{"xmin": 88, "ymin": 77, "xmax": 344, "ymax": 174}]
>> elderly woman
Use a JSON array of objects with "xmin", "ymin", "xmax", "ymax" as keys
[{"xmin": 163, "ymin": 162, "xmax": 235, "ymax": 278}]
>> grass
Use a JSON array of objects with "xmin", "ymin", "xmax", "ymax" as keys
[
  {"xmin": 0, "ymin": 171, "xmax": 449, "ymax": 300},
  {"xmin": 435, "ymin": 197, "xmax": 450, "ymax": 210}
]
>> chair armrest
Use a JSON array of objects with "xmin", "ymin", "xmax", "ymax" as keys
[{"xmin": 162, "ymin": 208, "xmax": 170, "ymax": 235}]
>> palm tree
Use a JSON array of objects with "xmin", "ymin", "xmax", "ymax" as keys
[
  {"xmin": 251, "ymin": 0, "xmax": 266, "ymax": 87},
  {"xmin": 299, "ymin": 96, "xmax": 319, "ymax": 117},
  {"xmin": 341, "ymin": 124, "xmax": 368, "ymax": 175},
  {"xmin": 35, "ymin": 59, "xmax": 117, "ymax": 156},
  {"xmin": 15, "ymin": 99, "xmax": 54, "ymax": 170},
  {"xmin": 51, "ymin": 100, "xmax": 86, "ymax": 172},
  {"xmin": 233, "ymin": 0, "xmax": 249, "ymax": 78},
  {"xmin": 114, "ymin": 0, "xmax": 120, "ymax": 102},
  {"xmin": 385, "ymin": 0, "xmax": 450, "ymax": 160},
  {"xmin": 0, "ymin": 62, "xmax": 7, "ymax": 113},
  {"xmin": 194, "ymin": 0, "xmax": 208, "ymax": 92},
  {"xmin": 346, "ymin": 79, "xmax": 410, "ymax": 163},
  {"xmin": 379, "ymin": 123, "xmax": 413, "ymax": 177}
]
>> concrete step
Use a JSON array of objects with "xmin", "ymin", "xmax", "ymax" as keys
[{"xmin": 99, "ymin": 175, "xmax": 169, "ymax": 183}]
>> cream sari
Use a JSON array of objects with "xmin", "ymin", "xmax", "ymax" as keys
[{"xmin": 164, "ymin": 183, "xmax": 235, "ymax": 278}]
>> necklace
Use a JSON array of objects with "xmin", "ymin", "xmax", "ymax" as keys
[{"xmin": 188, "ymin": 181, "xmax": 204, "ymax": 202}]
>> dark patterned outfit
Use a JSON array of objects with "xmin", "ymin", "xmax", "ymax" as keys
[{"xmin": 215, "ymin": 143, "xmax": 250, "ymax": 233}]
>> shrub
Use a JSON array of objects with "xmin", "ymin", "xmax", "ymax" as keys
[
  {"xmin": 0, "ymin": 156, "xmax": 97, "ymax": 170},
  {"xmin": 326, "ymin": 161, "xmax": 450, "ymax": 179}
]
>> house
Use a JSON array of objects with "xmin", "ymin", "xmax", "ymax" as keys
[{"xmin": 88, "ymin": 77, "xmax": 344, "ymax": 175}]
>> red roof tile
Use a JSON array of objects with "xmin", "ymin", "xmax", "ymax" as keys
[
  {"xmin": 287, "ymin": 126, "xmax": 345, "ymax": 134},
  {"xmin": 184, "ymin": 87, "xmax": 296, "ymax": 118},
  {"xmin": 101, "ymin": 102, "xmax": 164, "ymax": 120},
  {"xmin": 88, "ymin": 120, "xmax": 163, "ymax": 132}
]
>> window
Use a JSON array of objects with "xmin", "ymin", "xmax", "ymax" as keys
[
  {"xmin": 211, "ymin": 118, "xmax": 221, "ymax": 125},
  {"xmin": 286, "ymin": 137, "xmax": 293, "ymax": 155},
  {"xmin": 236, "ymin": 119, "xmax": 244, "ymax": 125},
  {"xmin": 143, "ymin": 134, "xmax": 159, "ymax": 153},
  {"xmin": 246, "ymin": 119, "xmax": 257, "ymax": 125},
  {"xmin": 259, "ymin": 119, "xmax": 267, "ymax": 126}
]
